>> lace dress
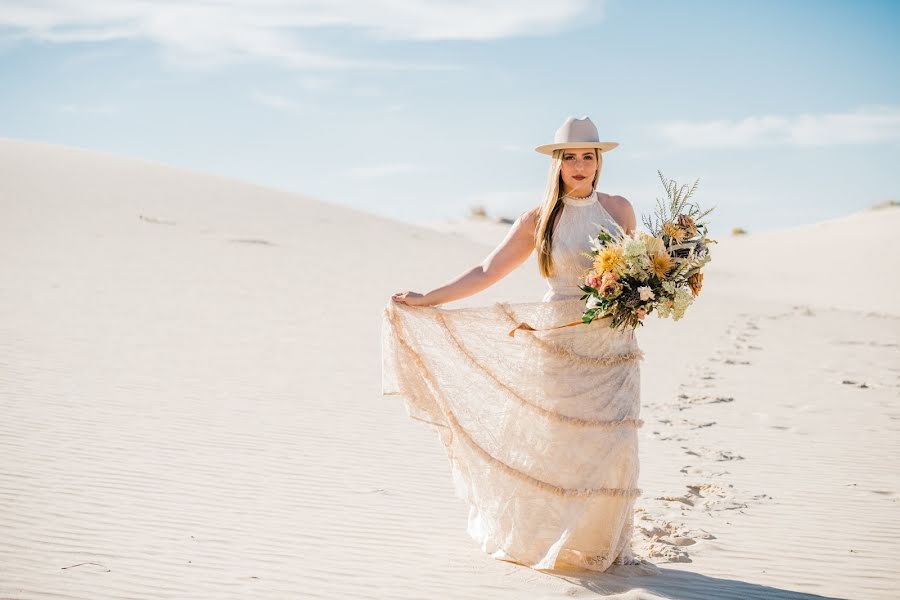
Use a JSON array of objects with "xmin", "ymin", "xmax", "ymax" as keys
[{"xmin": 381, "ymin": 192, "xmax": 644, "ymax": 572}]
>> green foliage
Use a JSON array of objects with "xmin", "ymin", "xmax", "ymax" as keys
[{"xmin": 642, "ymin": 170, "xmax": 716, "ymax": 236}]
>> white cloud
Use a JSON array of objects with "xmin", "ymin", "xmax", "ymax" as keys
[
  {"xmin": 250, "ymin": 91, "xmax": 303, "ymax": 112},
  {"xmin": 342, "ymin": 163, "xmax": 422, "ymax": 177},
  {"xmin": 659, "ymin": 105, "xmax": 900, "ymax": 148},
  {"xmin": 0, "ymin": 0, "xmax": 600, "ymax": 70}
]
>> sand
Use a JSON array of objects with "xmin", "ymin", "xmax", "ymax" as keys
[{"xmin": 1, "ymin": 137, "xmax": 898, "ymax": 599}]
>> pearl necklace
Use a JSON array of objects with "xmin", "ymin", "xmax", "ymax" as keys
[
  {"xmin": 562, "ymin": 189, "xmax": 594, "ymax": 200},
  {"xmin": 561, "ymin": 191, "xmax": 597, "ymax": 206}
]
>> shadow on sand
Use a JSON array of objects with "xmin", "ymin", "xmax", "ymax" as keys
[{"xmin": 544, "ymin": 563, "xmax": 847, "ymax": 600}]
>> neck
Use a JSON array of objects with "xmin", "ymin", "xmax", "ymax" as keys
[{"xmin": 562, "ymin": 186, "xmax": 594, "ymax": 199}]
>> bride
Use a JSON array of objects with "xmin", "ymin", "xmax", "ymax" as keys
[{"xmin": 383, "ymin": 116, "xmax": 654, "ymax": 573}]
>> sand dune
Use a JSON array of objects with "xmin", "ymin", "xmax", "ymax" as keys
[{"xmin": 1, "ymin": 138, "xmax": 898, "ymax": 599}]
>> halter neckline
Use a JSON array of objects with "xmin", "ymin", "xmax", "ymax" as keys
[{"xmin": 561, "ymin": 191, "xmax": 598, "ymax": 207}]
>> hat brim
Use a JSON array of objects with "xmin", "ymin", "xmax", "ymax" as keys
[{"xmin": 534, "ymin": 141, "xmax": 619, "ymax": 156}]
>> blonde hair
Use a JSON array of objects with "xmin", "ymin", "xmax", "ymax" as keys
[{"xmin": 534, "ymin": 148, "xmax": 602, "ymax": 278}]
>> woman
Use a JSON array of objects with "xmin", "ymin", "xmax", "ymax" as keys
[{"xmin": 382, "ymin": 116, "xmax": 652, "ymax": 573}]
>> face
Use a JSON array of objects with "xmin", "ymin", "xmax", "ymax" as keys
[{"xmin": 559, "ymin": 147, "xmax": 601, "ymax": 196}]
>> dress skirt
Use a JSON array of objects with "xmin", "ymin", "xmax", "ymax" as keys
[{"xmin": 381, "ymin": 297, "xmax": 644, "ymax": 572}]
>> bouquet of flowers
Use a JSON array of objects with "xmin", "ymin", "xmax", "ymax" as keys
[{"xmin": 578, "ymin": 171, "xmax": 717, "ymax": 331}]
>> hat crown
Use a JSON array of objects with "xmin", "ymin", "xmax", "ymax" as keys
[
  {"xmin": 554, "ymin": 116, "xmax": 600, "ymax": 145},
  {"xmin": 533, "ymin": 115, "xmax": 618, "ymax": 156}
]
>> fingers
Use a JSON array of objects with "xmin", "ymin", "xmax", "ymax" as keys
[{"xmin": 392, "ymin": 291, "xmax": 425, "ymax": 306}]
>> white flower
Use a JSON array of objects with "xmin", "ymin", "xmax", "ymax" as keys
[
  {"xmin": 671, "ymin": 287, "xmax": 694, "ymax": 320},
  {"xmin": 637, "ymin": 286, "xmax": 655, "ymax": 301},
  {"xmin": 657, "ymin": 300, "xmax": 673, "ymax": 319},
  {"xmin": 586, "ymin": 295, "xmax": 603, "ymax": 309},
  {"xmin": 588, "ymin": 236, "xmax": 606, "ymax": 253},
  {"xmin": 623, "ymin": 238, "xmax": 647, "ymax": 258}
]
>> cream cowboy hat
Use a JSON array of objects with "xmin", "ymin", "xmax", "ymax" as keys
[{"xmin": 534, "ymin": 116, "xmax": 619, "ymax": 155}]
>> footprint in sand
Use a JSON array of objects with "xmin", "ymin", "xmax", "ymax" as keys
[
  {"xmin": 674, "ymin": 392, "xmax": 734, "ymax": 411},
  {"xmin": 715, "ymin": 315, "xmax": 765, "ymax": 362},
  {"xmin": 681, "ymin": 446, "xmax": 745, "ymax": 462},
  {"xmin": 680, "ymin": 465, "xmax": 731, "ymax": 478},
  {"xmin": 657, "ymin": 483, "xmax": 750, "ymax": 513},
  {"xmin": 841, "ymin": 379, "xmax": 870, "ymax": 389},
  {"xmin": 708, "ymin": 352, "xmax": 752, "ymax": 366},
  {"xmin": 723, "ymin": 357, "xmax": 752, "ymax": 365},
  {"xmin": 707, "ymin": 396, "xmax": 735, "ymax": 404},
  {"xmin": 633, "ymin": 517, "xmax": 716, "ymax": 564}
]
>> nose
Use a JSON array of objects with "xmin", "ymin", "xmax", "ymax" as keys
[{"xmin": 574, "ymin": 159, "xmax": 593, "ymax": 173}]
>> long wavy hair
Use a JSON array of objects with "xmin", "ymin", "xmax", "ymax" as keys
[{"xmin": 534, "ymin": 148, "xmax": 602, "ymax": 278}]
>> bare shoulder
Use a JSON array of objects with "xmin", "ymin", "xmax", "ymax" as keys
[
  {"xmin": 607, "ymin": 194, "xmax": 634, "ymax": 211},
  {"xmin": 603, "ymin": 194, "xmax": 637, "ymax": 233},
  {"xmin": 521, "ymin": 205, "xmax": 542, "ymax": 221},
  {"xmin": 515, "ymin": 205, "xmax": 541, "ymax": 231},
  {"xmin": 507, "ymin": 206, "xmax": 541, "ymax": 248}
]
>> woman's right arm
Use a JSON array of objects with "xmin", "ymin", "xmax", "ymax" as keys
[{"xmin": 392, "ymin": 208, "xmax": 540, "ymax": 306}]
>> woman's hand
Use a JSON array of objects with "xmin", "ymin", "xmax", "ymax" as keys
[{"xmin": 391, "ymin": 291, "xmax": 432, "ymax": 306}]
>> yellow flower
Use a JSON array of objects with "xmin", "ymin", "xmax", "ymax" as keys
[
  {"xmin": 661, "ymin": 221, "xmax": 685, "ymax": 243},
  {"xmin": 595, "ymin": 246, "xmax": 625, "ymax": 275},
  {"xmin": 688, "ymin": 271, "xmax": 704, "ymax": 296},
  {"xmin": 650, "ymin": 251, "xmax": 673, "ymax": 278}
]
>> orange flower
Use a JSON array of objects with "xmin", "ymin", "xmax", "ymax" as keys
[
  {"xmin": 650, "ymin": 251, "xmax": 673, "ymax": 278},
  {"xmin": 688, "ymin": 272, "xmax": 704, "ymax": 296},
  {"xmin": 598, "ymin": 272, "xmax": 622, "ymax": 297},
  {"xmin": 661, "ymin": 221, "xmax": 685, "ymax": 243},
  {"xmin": 677, "ymin": 214, "xmax": 698, "ymax": 238}
]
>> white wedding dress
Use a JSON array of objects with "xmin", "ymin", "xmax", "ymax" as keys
[{"xmin": 382, "ymin": 192, "xmax": 647, "ymax": 572}]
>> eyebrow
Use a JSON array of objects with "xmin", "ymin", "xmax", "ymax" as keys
[{"xmin": 563, "ymin": 152, "xmax": 595, "ymax": 157}]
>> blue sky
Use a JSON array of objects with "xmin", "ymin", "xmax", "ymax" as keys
[{"xmin": 1, "ymin": 0, "xmax": 898, "ymax": 236}]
